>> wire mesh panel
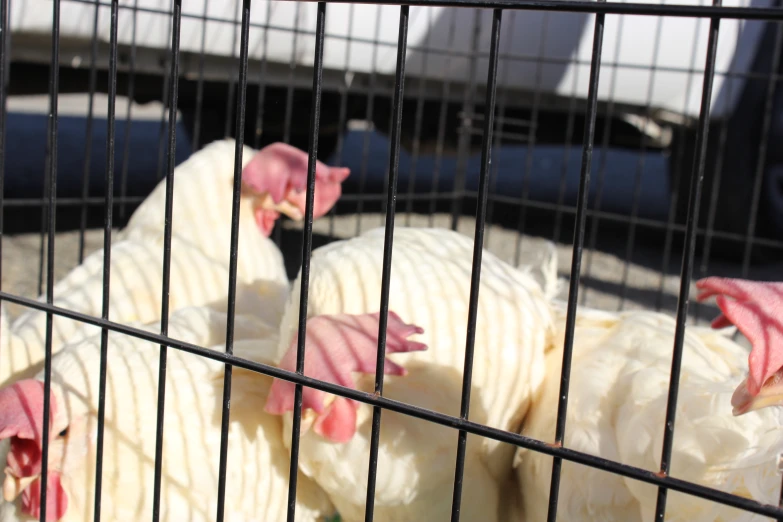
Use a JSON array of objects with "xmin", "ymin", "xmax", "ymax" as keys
[{"xmin": 2, "ymin": 0, "xmax": 783, "ymax": 521}]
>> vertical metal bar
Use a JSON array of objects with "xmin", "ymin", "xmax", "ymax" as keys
[
  {"xmin": 252, "ymin": 0, "xmax": 273, "ymax": 150},
  {"xmin": 191, "ymin": 0, "xmax": 210, "ymax": 151},
  {"xmin": 653, "ymin": 4, "xmax": 721, "ymax": 519},
  {"xmin": 78, "ymin": 0, "xmax": 101, "ymax": 263},
  {"xmin": 285, "ymin": 3, "xmax": 326, "ymax": 520},
  {"xmin": 545, "ymin": 9, "xmax": 605, "ymax": 522},
  {"xmin": 276, "ymin": 1, "xmax": 302, "ymax": 248},
  {"xmin": 428, "ymin": 8, "xmax": 458, "ymax": 226},
  {"xmin": 653, "ymin": 2, "xmax": 705, "ymax": 312},
  {"xmin": 551, "ymin": 63, "xmax": 581, "ymax": 245},
  {"xmin": 328, "ymin": 2, "xmax": 355, "ymax": 236},
  {"xmin": 450, "ymin": 8, "xmax": 502, "ymax": 521},
  {"xmin": 215, "ymin": 0, "xmax": 251, "ymax": 520},
  {"xmin": 740, "ymin": 20, "xmax": 783, "ymax": 276},
  {"xmin": 119, "ymin": 0, "xmax": 139, "ymax": 221},
  {"xmin": 156, "ymin": 0, "xmax": 175, "ymax": 183},
  {"xmin": 92, "ymin": 1, "xmax": 119, "ymax": 519},
  {"xmin": 404, "ymin": 10, "xmax": 430, "ymax": 226},
  {"xmin": 694, "ymin": 13, "xmax": 741, "ymax": 323},
  {"xmin": 223, "ymin": 0, "xmax": 242, "ymax": 139},
  {"xmin": 484, "ymin": 10, "xmax": 515, "ymax": 241},
  {"xmin": 450, "ymin": 9, "xmax": 482, "ymax": 232},
  {"xmin": 617, "ymin": 10, "xmax": 666, "ymax": 310},
  {"xmin": 0, "ymin": 0, "xmax": 9, "ymax": 377},
  {"xmin": 354, "ymin": 7, "xmax": 383, "ymax": 236},
  {"xmin": 582, "ymin": 14, "xmax": 624, "ymax": 305},
  {"xmin": 513, "ymin": 12, "xmax": 550, "ymax": 263},
  {"xmin": 363, "ymin": 6, "xmax": 409, "ymax": 521},
  {"xmin": 39, "ymin": 0, "xmax": 61, "ymax": 519},
  {"xmin": 151, "ymin": 1, "xmax": 181, "ymax": 519},
  {"xmin": 283, "ymin": 2, "xmax": 301, "ymax": 145}
]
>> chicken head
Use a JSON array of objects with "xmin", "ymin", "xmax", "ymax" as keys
[
  {"xmin": 264, "ymin": 311, "xmax": 427, "ymax": 443},
  {"xmin": 241, "ymin": 142, "xmax": 351, "ymax": 236},
  {"xmin": 696, "ymin": 276, "xmax": 783, "ymax": 415},
  {"xmin": 0, "ymin": 379, "xmax": 68, "ymax": 522}
]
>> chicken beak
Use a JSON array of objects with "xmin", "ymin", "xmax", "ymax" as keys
[
  {"xmin": 731, "ymin": 376, "xmax": 783, "ymax": 416},
  {"xmin": 3, "ymin": 468, "xmax": 38, "ymax": 502},
  {"xmin": 260, "ymin": 194, "xmax": 303, "ymax": 221},
  {"xmin": 246, "ymin": 188, "xmax": 304, "ymax": 222}
]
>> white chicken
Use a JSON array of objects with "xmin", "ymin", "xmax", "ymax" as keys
[
  {"xmin": 2, "ymin": 241, "xmax": 289, "ymax": 389},
  {"xmin": 119, "ymin": 139, "xmax": 350, "ymax": 280},
  {"xmin": 263, "ymin": 226, "xmax": 558, "ymax": 521},
  {"xmin": 0, "ymin": 304, "xmax": 336, "ymax": 522},
  {"xmin": 2, "ymin": 139, "xmax": 351, "ymax": 388},
  {"xmin": 515, "ymin": 302, "xmax": 783, "ymax": 522}
]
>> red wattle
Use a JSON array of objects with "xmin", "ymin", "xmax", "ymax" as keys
[{"xmin": 21, "ymin": 471, "xmax": 68, "ymax": 522}]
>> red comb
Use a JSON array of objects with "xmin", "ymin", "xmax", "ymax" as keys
[
  {"xmin": 696, "ymin": 277, "xmax": 783, "ymax": 395},
  {"xmin": 241, "ymin": 142, "xmax": 350, "ymax": 220},
  {"xmin": 0, "ymin": 380, "xmax": 56, "ymax": 478},
  {"xmin": 264, "ymin": 311, "xmax": 426, "ymax": 442}
]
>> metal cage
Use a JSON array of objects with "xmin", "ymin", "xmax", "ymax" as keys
[{"xmin": 2, "ymin": 0, "xmax": 783, "ymax": 520}]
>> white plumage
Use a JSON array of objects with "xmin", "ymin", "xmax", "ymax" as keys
[
  {"xmin": 515, "ymin": 303, "xmax": 783, "ymax": 522},
  {"xmin": 119, "ymin": 138, "xmax": 289, "ymax": 286},
  {"xmin": 2, "ymin": 139, "xmax": 292, "ymax": 388},
  {"xmin": 0, "ymin": 305, "xmax": 335, "ymax": 522},
  {"xmin": 271, "ymin": 226, "xmax": 557, "ymax": 520}
]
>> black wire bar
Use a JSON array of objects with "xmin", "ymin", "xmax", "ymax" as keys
[
  {"xmin": 155, "ymin": 1, "xmax": 175, "ymax": 184},
  {"xmin": 326, "ymin": 2, "xmax": 355, "ymax": 237},
  {"xmin": 150, "ymin": 0, "xmax": 181, "ymax": 519},
  {"xmin": 90, "ymin": 0, "xmax": 118, "ymax": 520},
  {"xmin": 39, "ymin": 0, "xmax": 61, "ymax": 519},
  {"xmin": 118, "ymin": 0, "xmax": 139, "ymax": 221},
  {"xmin": 512, "ymin": 10, "xmax": 549, "ymax": 264},
  {"xmin": 739, "ymin": 19, "xmax": 783, "ymax": 277},
  {"xmin": 62, "ymin": 0, "xmax": 783, "ymax": 84},
  {"xmin": 403, "ymin": 5, "xmax": 432, "ymax": 227},
  {"xmin": 4, "ymin": 288, "xmax": 783, "ymax": 519},
  {"xmin": 353, "ymin": 6, "xmax": 383, "ymax": 236},
  {"xmin": 78, "ymin": 0, "xmax": 101, "ymax": 264},
  {"xmin": 550, "ymin": 43, "xmax": 581, "ymax": 246},
  {"xmin": 449, "ymin": 9, "xmax": 481, "ymax": 231},
  {"xmin": 190, "ymin": 0, "xmax": 210, "ymax": 152},
  {"xmin": 449, "ymin": 7, "xmax": 502, "ymax": 522},
  {"xmin": 616, "ymin": 7, "xmax": 666, "ymax": 310},
  {"xmin": 222, "ymin": 0, "xmax": 242, "ymax": 140},
  {"xmin": 427, "ymin": 7, "xmax": 458, "ymax": 226},
  {"xmin": 654, "ymin": 0, "xmax": 706, "ymax": 313},
  {"xmin": 545, "ymin": 6, "xmax": 605, "ymax": 521},
  {"xmin": 581, "ymin": 12, "xmax": 624, "ymax": 306},
  {"xmin": 693, "ymin": 15, "xmax": 740, "ymax": 324},
  {"xmin": 283, "ymin": 1, "xmax": 302, "ymax": 147},
  {"xmin": 251, "ymin": 0, "xmax": 274, "ymax": 150},
  {"xmin": 283, "ymin": 0, "xmax": 783, "ymax": 18},
  {"xmin": 363, "ymin": 5, "xmax": 409, "ymax": 521},
  {"xmin": 654, "ymin": 1, "xmax": 722, "ymax": 519},
  {"xmin": 215, "ymin": 0, "xmax": 253, "ymax": 520},
  {"xmin": 284, "ymin": 3, "xmax": 327, "ymax": 521},
  {"xmin": 0, "ymin": 0, "xmax": 9, "ymax": 312},
  {"xmin": 484, "ymin": 10, "xmax": 517, "ymax": 242}
]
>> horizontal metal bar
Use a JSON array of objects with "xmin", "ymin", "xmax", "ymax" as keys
[
  {"xmin": 2, "ymin": 287, "xmax": 781, "ymax": 520},
  {"xmin": 62, "ymin": 0, "xmax": 783, "ymax": 22},
  {"xmin": 310, "ymin": 0, "xmax": 783, "ymax": 18},
  {"xmin": 479, "ymin": 192, "xmax": 783, "ymax": 250},
  {"xmin": 5, "ymin": 190, "xmax": 783, "ymax": 252},
  {"xmin": 3, "ymin": 196, "xmax": 146, "ymax": 208},
  {"xmin": 26, "ymin": 0, "xmax": 770, "ymax": 93}
]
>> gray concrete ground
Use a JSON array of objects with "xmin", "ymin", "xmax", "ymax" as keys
[{"xmin": 1, "ymin": 211, "xmax": 753, "ymax": 332}]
